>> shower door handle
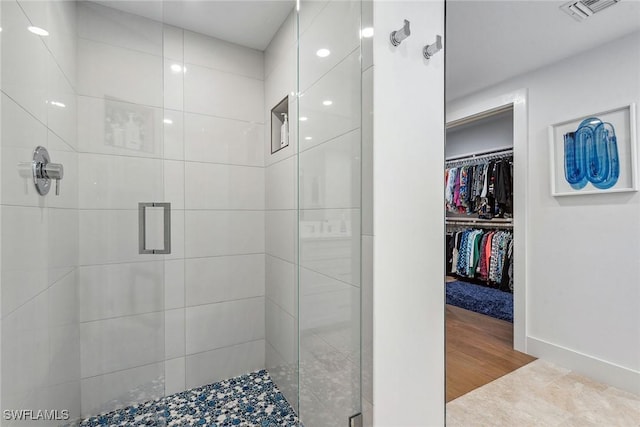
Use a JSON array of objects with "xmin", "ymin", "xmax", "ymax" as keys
[{"xmin": 138, "ymin": 202, "xmax": 171, "ymax": 254}]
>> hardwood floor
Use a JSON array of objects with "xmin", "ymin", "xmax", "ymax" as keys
[{"xmin": 446, "ymin": 304, "xmax": 536, "ymax": 402}]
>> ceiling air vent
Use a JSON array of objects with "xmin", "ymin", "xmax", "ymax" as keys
[{"xmin": 560, "ymin": 0, "xmax": 621, "ymax": 21}]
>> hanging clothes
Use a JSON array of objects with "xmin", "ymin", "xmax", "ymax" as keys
[
  {"xmin": 445, "ymin": 155, "xmax": 513, "ymax": 218},
  {"xmin": 446, "ymin": 227, "xmax": 514, "ymax": 292}
]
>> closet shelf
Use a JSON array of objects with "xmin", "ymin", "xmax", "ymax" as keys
[{"xmin": 446, "ymin": 217, "xmax": 513, "ymax": 228}]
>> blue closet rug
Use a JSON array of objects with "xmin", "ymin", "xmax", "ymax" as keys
[{"xmin": 446, "ymin": 280, "xmax": 513, "ymax": 322}]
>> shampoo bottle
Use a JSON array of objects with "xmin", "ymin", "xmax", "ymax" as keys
[{"xmin": 280, "ymin": 113, "xmax": 289, "ymax": 148}]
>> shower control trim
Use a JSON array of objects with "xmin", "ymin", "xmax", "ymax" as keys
[{"xmin": 33, "ymin": 146, "xmax": 64, "ymax": 196}]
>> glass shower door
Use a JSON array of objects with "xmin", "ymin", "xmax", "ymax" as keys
[
  {"xmin": 297, "ymin": 0, "xmax": 363, "ymax": 425},
  {"xmin": 1, "ymin": 1, "xmax": 171, "ymax": 423}
]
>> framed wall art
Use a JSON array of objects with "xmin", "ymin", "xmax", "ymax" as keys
[{"xmin": 549, "ymin": 103, "xmax": 638, "ymax": 196}]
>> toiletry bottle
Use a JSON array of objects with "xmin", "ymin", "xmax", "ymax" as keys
[{"xmin": 280, "ymin": 113, "xmax": 289, "ymax": 148}]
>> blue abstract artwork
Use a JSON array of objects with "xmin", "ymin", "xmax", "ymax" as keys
[{"xmin": 563, "ymin": 117, "xmax": 620, "ymax": 190}]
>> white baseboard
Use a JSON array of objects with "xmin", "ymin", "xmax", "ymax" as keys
[{"xmin": 527, "ymin": 336, "xmax": 640, "ymax": 395}]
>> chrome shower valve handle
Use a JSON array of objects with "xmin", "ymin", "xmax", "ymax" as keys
[{"xmin": 33, "ymin": 146, "xmax": 64, "ymax": 196}]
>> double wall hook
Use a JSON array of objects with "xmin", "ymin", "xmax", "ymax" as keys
[{"xmin": 390, "ymin": 19, "xmax": 411, "ymax": 46}]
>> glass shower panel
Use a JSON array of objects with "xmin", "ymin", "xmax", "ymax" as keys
[
  {"xmin": 75, "ymin": 1, "xmax": 169, "ymax": 420},
  {"xmin": 297, "ymin": 0, "xmax": 363, "ymax": 425},
  {"xmin": 1, "ymin": 1, "xmax": 169, "ymax": 423}
]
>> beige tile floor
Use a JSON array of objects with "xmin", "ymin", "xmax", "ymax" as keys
[{"xmin": 446, "ymin": 360, "xmax": 640, "ymax": 426}]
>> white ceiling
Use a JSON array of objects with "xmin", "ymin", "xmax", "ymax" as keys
[
  {"xmin": 92, "ymin": 0, "xmax": 295, "ymax": 50},
  {"xmin": 446, "ymin": 0, "xmax": 640, "ymax": 101}
]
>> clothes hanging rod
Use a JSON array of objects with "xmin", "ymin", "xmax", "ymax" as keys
[
  {"xmin": 445, "ymin": 148, "xmax": 513, "ymax": 165},
  {"xmin": 446, "ymin": 218, "xmax": 513, "ymax": 229}
]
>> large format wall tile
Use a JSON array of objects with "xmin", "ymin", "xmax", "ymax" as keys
[
  {"xmin": 184, "ymin": 30, "xmax": 264, "ymax": 80},
  {"xmin": 77, "ymin": 2, "xmax": 163, "ymax": 56},
  {"xmin": 184, "ymin": 112, "xmax": 263, "ymax": 166},
  {"xmin": 184, "ymin": 210, "xmax": 264, "ymax": 258},
  {"xmin": 298, "ymin": 0, "xmax": 360, "ymax": 92},
  {"xmin": 78, "ymin": 261, "xmax": 164, "ymax": 322},
  {"xmin": 265, "ymin": 255, "xmax": 295, "ymax": 317},
  {"xmin": 299, "ymin": 129, "xmax": 361, "ymax": 210},
  {"xmin": 185, "ymin": 254, "xmax": 265, "ymax": 307},
  {"xmin": 185, "ymin": 162, "xmax": 264, "ymax": 210},
  {"xmin": 80, "ymin": 312, "xmax": 164, "ymax": 378},
  {"xmin": 185, "ymin": 340, "xmax": 265, "ymax": 389},
  {"xmin": 1, "ymin": 0, "xmax": 49, "ymax": 123},
  {"xmin": 77, "ymin": 95, "xmax": 165, "ymax": 158},
  {"xmin": 80, "ymin": 362, "xmax": 165, "ymax": 418},
  {"xmin": 265, "ymin": 210, "xmax": 296, "ymax": 263},
  {"xmin": 78, "ymin": 153, "xmax": 164, "ymax": 209},
  {"xmin": 299, "ymin": 51, "xmax": 361, "ymax": 152},
  {"xmin": 183, "ymin": 64, "xmax": 264, "ymax": 122},
  {"xmin": 185, "ymin": 297, "xmax": 265, "ymax": 355},
  {"xmin": 77, "ymin": 38, "xmax": 163, "ymax": 107}
]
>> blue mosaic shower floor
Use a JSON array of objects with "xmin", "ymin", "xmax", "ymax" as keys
[{"xmin": 79, "ymin": 370, "xmax": 299, "ymax": 427}]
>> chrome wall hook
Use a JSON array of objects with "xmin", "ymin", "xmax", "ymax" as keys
[
  {"xmin": 390, "ymin": 19, "xmax": 410, "ymax": 46},
  {"xmin": 423, "ymin": 35, "xmax": 443, "ymax": 59}
]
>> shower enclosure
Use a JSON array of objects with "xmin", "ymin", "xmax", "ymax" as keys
[{"xmin": 0, "ymin": 0, "xmax": 363, "ymax": 425}]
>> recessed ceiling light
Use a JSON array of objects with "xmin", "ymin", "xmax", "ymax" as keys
[
  {"xmin": 49, "ymin": 101, "xmax": 66, "ymax": 108},
  {"xmin": 316, "ymin": 48, "xmax": 330, "ymax": 58},
  {"xmin": 28, "ymin": 26, "xmax": 49, "ymax": 36},
  {"xmin": 163, "ymin": 118, "xmax": 173, "ymax": 125},
  {"xmin": 322, "ymin": 100, "xmax": 333, "ymax": 106},
  {"xmin": 361, "ymin": 27, "xmax": 374, "ymax": 38},
  {"xmin": 305, "ymin": 136, "xmax": 312, "ymax": 140},
  {"xmin": 299, "ymin": 117, "xmax": 308, "ymax": 121}
]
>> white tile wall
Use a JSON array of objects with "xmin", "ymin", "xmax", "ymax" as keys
[
  {"xmin": 1, "ymin": 4, "xmax": 82, "ymax": 421},
  {"xmin": 76, "ymin": 95, "xmax": 165, "ymax": 158},
  {"xmin": 165, "ymin": 259, "xmax": 186, "ymax": 309},
  {"xmin": 165, "ymin": 357, "xmax": 186, "ymax": 395},
  {"xmin": 184, "ymin": 162, "xmax": 264, "ymax": 210},
  {"xmin": 184, "ymin": 112, "xmax": 264, "ymax": 166},
  {"xmin": 265, "ymin": 255, "xmax": 296, "ymax": 316},
  {"xmin": 185, "ymin": 254, "xmax": 265, "ymax": 306},
  {"xmin": 265, "ymin": 210, "xmax": 296, "ymax": 263},
  {"xmin": 265, "ymin": 156, "xmax": 296, "ymax": 210},
  {"xmin": 77, "ymin": 38, "xmax": 163, "ymax": 107},
  {"xmin": 185, "ymin": 297, "xmax": 265, "ymax": 355},
  {"xmin": 183, "ymin": 64, "xmax": 264, "ymax": 122},
  {"xmin": 185, "ymin": 340, "xmax": 265, "ymax": 389},
  {"xmin": 265, "ymin": 299, "xmax": 296, "ymax": 363},
  {"xmin": 80, "ymin": 362, "xmax": 165, "ymax": 418},
  {"xmin": 185, "ymin": 210, "xmax": 265, "ymax": 258},
  {"xmin": 299, "ymin": 129, "xmax": 361, "ymax": 209},
  {"xmin": 2, "ymin": 0, "xmax": 49, "ymax": 122},
  {"xmin": 80, "ymin": 312, "xmax": 164, "ymax": 378},
  {"xmin": 77, "ymin": 2, "xmax": 163, "ymax": 56},
  {"xmin": 299, "ymin": 208, "xmax": 361, "ymax": 286},
  {"xmin": 78, "ymin": 261, "xmax": 164, "ymax": 322},
  {"xmin": 298, "ymin": 0, "xmax": 360, "ymax": 92},
  {"xmin": 165, "ymin": 309, "xmax": 186, "ymax": 360},
  {"xmin": 78, "ymin": 153, "xmax": 164, "ymax": 209},
  {"xmin": 184, "ymin": 31, "xmax": 264, "ymax": 80}
]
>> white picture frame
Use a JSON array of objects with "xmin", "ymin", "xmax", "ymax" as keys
[{"xmin": 549, "ymin": 103, "xmax": 638, "ymax": 196}]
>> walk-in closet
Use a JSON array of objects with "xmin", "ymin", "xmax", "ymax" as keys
[{"xmin": 444, "ymin": 107, "xmax": 534, "ymax": 401}]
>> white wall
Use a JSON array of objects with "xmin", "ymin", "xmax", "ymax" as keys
[
  {"xmin": 445, "ymin": 110, "xmax": 513, "ymax": 159},
  {"xmin": 372, "ymin": 1, "xmax": 445, "ymax": 425},
  {"xmin": 1, "ymin": 0, "xmax": 81, "ymax": 424},
  {"xmin": 75, "ymin": 3, "xmax": 266, "ymax": 416},
  {"xmin": 448, "ymin": 30, "xmax": 640, "ymax": 394}
]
